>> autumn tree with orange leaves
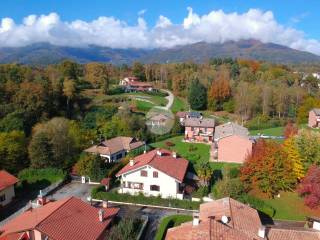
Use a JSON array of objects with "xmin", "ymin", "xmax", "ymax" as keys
[{"xmin": 240, "ymin": 139, "xmax": 296, "ymax": 197}]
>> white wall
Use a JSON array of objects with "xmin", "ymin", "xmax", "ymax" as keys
[
  {"xmin": 121, "ymin": 165, "xmax": 180, "ymax": 199},
  {"xmin": 0, "ymin": 186, "xmax": 15, "ymax": 206}
]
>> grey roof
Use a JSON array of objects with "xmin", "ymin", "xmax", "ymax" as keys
[
  {"xmin": 184, "ymin": 117, "xmax": 215, "ymax": 128},
  {"xmin": 214, "ymin": 122, "xmax": 249, "ymax": 140},
  {"xmin": 187, "ymin": 112, "xmax": 202, "ymax": 118},
  {"xmin": 312, "ymin": 108, "xmax": 320, "ymax": 116}
]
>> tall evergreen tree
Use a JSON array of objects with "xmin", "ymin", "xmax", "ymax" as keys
[{"xmin": 188, "ymin": 79, "xmax": 207, "ymax": 110}]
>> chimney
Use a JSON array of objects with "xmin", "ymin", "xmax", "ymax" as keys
[
  {"xmin": 98, "ymin": 209, "xmax": 104, "ymax": 222},
  {"xmin": 258, "ymin": 226, "xmax": 266, "ymax": 238},
  {"xmin": 37, "ymin": 190, "xmax": 47, "ymax": 206},
  {"xmin": 129, "ymin": 159, "xmax": 135, "ymax": 166},
  {"xmin": 157, "ymin": 150, "xmax": 162, "ymax": 156},
  {"xmin": 102, "ymin": 200, "xmax": 108, "ymax": 208},
  {"xmin": 193, "ymin": 213, "xmax": 200, "ymax": 226},
  {"xmin": 172, "ymin": 152, "xmax": 177, "ymax": 158}
]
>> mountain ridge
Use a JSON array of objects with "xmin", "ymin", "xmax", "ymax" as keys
[{"xmin": 0, "ymin": 40, "xmax": 319, "ymax": 65}]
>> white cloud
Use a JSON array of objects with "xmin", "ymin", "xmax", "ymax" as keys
[{"xmin": 0, "ymin": 8, "xmax": 319, "ymax": 55}]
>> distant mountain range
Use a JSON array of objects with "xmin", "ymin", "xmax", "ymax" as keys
[{"xmin": 0, "ymin": 40, "xmax": 319, "ymax": 65}]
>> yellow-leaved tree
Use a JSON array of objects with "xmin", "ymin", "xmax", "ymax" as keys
[{"xmin": 283, "ymin": 137, "xmax": 305, "ymax": 180}]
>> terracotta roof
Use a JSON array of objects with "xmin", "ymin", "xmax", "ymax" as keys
[
  {"xmin": 116, "ymin": 149, "xmax": 189, "ymax": 182},
  {"xmin": 166, "ymin": 197, "xmax": 320, "ymax": 240},
  {"xmin": 84, "ymin": 136, "xmax": 144, "ymax": 155},
  {"xmin": 0, "ymin": 197, "xmax": 119, "ymax": 240},
  {"xmin": 312, "ymin": 109, "xmax": 320, "ymax": 116},
  {"xmin": 176, "ymin": 112, "xmax": 187, "ymax": 118},
  {"xmin": 214, "ymin": 122, "xmax": 249, "ymax": 140},
  {"xmin": 166, "ymin": 197, "xmax": 262, "ymax": 240},
  {"xmin": 267, "ymin": 228, "xmax": 320, "ymax": 240},
  {"xmin": 0, "ymin": 171, "xmax": 19, "ymax": 192},
  {"xmin": 128, "ymin": 81, "xmax": 152, "ymax": 87},
  {"xmin": 184, "ymin": 118, "xmax": 215, "ymax": 128}
]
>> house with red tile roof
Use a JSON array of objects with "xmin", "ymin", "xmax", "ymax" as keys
[
  {"xmin": 309, "ymin": 109, "xmax": 320, "ymax": 128},
  {"xmin": 119, "ymin": 77, "xmax": 153, "ymax": 92},
  {"xmin": 84, "ymin": 136, "xmax": 145, "ymax": 163},
  {"xmin": 116, "ymin": 149, "xmax": 189, "ymax": 199},
  {"xmin": 0, "ymin": 197, "xmax": 119, "ymax": 240},
  {"xmin": 0, "ymin": 170, "xmax": 19, "ymax": 206},
  {"xmin": 213, "ymin": 122, "xmax": 253, "ymax": 163},
  {"xmin": 166, "ymin": 197, "xmax": 320, "ymax": 240}
]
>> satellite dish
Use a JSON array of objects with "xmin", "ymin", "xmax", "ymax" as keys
[{"xmin": 221, "ymin": 215, "xmax": 229, "ymax": 224}]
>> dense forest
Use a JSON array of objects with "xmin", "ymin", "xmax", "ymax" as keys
[{"xmin": 1, "ymin": 58, "xmax": 320, "ymax": 177}]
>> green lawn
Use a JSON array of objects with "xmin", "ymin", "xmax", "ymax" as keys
[
  {"xmin": 171, "ymin": 97, "xmax": 188, "ymax": 113},
  {"xmin": 262, "ymin": 192, "xmax": 320, "ymax": 221},
  {"xmin": 155, "ymin": 215, "xmax": 192, "ymax": 240},
  {"xmin": 135, "ymin": 100, "xmax": 155, "ymax": 112},
  {"xmin": 249, "ymin": 126, "xmax": 284, "ymax": 136},
  {"xmin": 151, "ymin": 135, "xmax": 210, "ymax": 163}
]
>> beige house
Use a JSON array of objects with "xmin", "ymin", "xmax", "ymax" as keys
[
  {"xmin": 308, "ymin": 108, "xmax": 320, "ymax": 128},
  {"xmin": 0, "ymin": 170, "xmax": 19, "ymax": 206},
  {"xmin": 84, "ymin": 136, "xmax": 145, "ymax": 163},
  {"xmin": 213, "ymin": 122, "xmax": 253, "ymax": 164}
]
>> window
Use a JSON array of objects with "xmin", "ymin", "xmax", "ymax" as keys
[
  {"xmin": 153, "ymin": 171, "xmax": 158, "ymax": 178},
  {"xmin": 141, "ymin": 170, "xmax": 148, "ymax": 177},
  {"xmin": 0, "ymin": 194, "xmax": 5, "ymax": 202},
  {"xmin": 150, "ymin": 185, "xmax": 160, "ymax": 191},
  {"xmin": 116, "ymin": 153, "xmax": 123, "ymax": 160}
]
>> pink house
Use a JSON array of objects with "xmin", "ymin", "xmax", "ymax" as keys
[
  {"xmin": 184, "ymin": 118, "xmax": 215, "ymax": 143},
  {"xmin": 213, "ymin": 122, "xmax": 253, "ymax": 164},
  {"xmin": 308, "ymin": 109, "xmax": 320, "ymax": 128}
]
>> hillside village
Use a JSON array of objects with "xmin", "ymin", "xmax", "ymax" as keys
[{"xmin": 1, "ymin": 59, "xmax": 320, "ymax": 240}]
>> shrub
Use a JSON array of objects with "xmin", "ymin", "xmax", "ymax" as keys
[
  {"xmin": 192, "ymin": 186, "xmax": 209, "ymax": 198},
  {"xmin": 245, "ymin": 114, "xmax": 284, "ymax": 130},
  {"xmin": 155, "ymin": 215, "xmax": 192, "ymax": 240},
  {"xmin": 109, "ymin": 216, "xmax": 142, "ymax": 240},
  {"xmin": 165, "ymin": 141, "xmax": 175, "ymax": 147},
  {"xmin": 91, "ymin": 188, "xmax": 200, "ymax": 210},
  {"xmin": 188, "ymin": 145, "xmax": 197, "ymax": 152},
  {"xmin": 18, "ymin": 168, "xmax": 66, "ymax": 184},
  {"xmin": 212, "ymin": 178, "xmax": 245, "ymax": 199},
  {"xmin": 107, "ymin": 86, "xmax": 125, "ymax": 95}
]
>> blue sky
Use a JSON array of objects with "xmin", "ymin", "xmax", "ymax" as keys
[
  {"xmin": 0, "ymin": 0, "xmax": 319, "ymax": 54},
  {"xmin": 1, "ymin": 0, "xmax": 318, "ymax": 37}
]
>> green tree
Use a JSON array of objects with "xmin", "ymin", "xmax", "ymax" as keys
[
  {"xmin": 0, "ymin": 131, "xmax": 28, "ymax": 174},
  {"xmin": 75, "ymin": 154, "xmax": 104, "ymax": 181},
  {"xmin": 195, "ymin": 160, "xmax": 212, "ymax": 187},
  {"xmin": 188, "ymin": 79, "xmax": 207, "ymax": 110},
  {"xmin": 28, "ymin": 131, "xmax": 54, "ymax": 169},
  {"xmin": 132, "ymin": 61, "xmax": 146, "ymax": 81}
]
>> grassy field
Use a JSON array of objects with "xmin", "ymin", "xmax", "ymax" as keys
[
  {"xmin": 262, "ymin": 192, "xmax": 320, "ymax": 221},
  {"xmin": 151, "ymin": 135, "xmax": 210, "ymax": 163},
  {"xmin": 171, "ymin": 97, "xmax": 188, "ymax": 113},
  {"xmin": 135, "ymin": 100, "xmax": 155, "ymax": 112},
  {"xmin": 249, "ymin": 126, "xmax": 284, "ymax": 136},
  {"xmin": 155, "ymin": 215, "xmax": 192, "ymax": 240}
]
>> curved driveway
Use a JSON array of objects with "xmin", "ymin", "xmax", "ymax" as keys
[{"xmin": 160, "ymin": 89, "xmax": 174, "ymax": 110}]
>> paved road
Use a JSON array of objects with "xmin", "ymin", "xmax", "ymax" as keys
[
  {"xmin": 107, "ymin": 203, "xmax": 193, "ymax": 240},
  {"xmin": 48, "ymin": 182, "xmax": 94, "ymax": 201},
  {"xmin": 161, "ymin": 89, "xmax": 174, "ymax": 110}
]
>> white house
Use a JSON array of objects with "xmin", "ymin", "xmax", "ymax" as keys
[
  {"xmin": 116, "ymin": 149, "xmax": 189, "ymax": 199},
  {"xmin": 0, "ymin": 170, "xmax": 19, "ymax": 206}
]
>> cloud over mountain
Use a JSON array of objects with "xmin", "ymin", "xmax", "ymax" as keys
[{"xmin": 0, "ymin": 8, "xmax": 319, "ymax": 55}]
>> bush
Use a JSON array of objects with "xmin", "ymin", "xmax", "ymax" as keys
[
  {"xmin": 222, "ymin": 99, "xmax": 235, "ymax": 113},
  {"xmin": 109, "ymin": 216, "xmax": 142, "ymax": 240},
  {"xmin": 192, "ymin": 186, "xmax": 209, "ymax": 198},
  {"xmin": 212, "ymin": 178, "xmax": 245, "ymax": 199},
  {"xmin": 165, "ymin": 141, "xmax": 175, "ymax": 147},
  {"xmin": 107, "ymin": 86, "xmax": 125, "ymax": 95},
  {"xmin": 18, "ymin": 168, "xmax": 66, "ymax": 184},
  {"xmin": 155, "ymin": 215, "xmax": 192, "ymax": 240},
  {"xmin": 188, "ymin": 145, "xmax": 197, "ymax": 152},
  {"xmin": 246, "ymin": 115, "xmax": 284, "ymax": 130},
  {"xmin": 91, "ymin": 188, "xmax": 201, "ymax": 210}
]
